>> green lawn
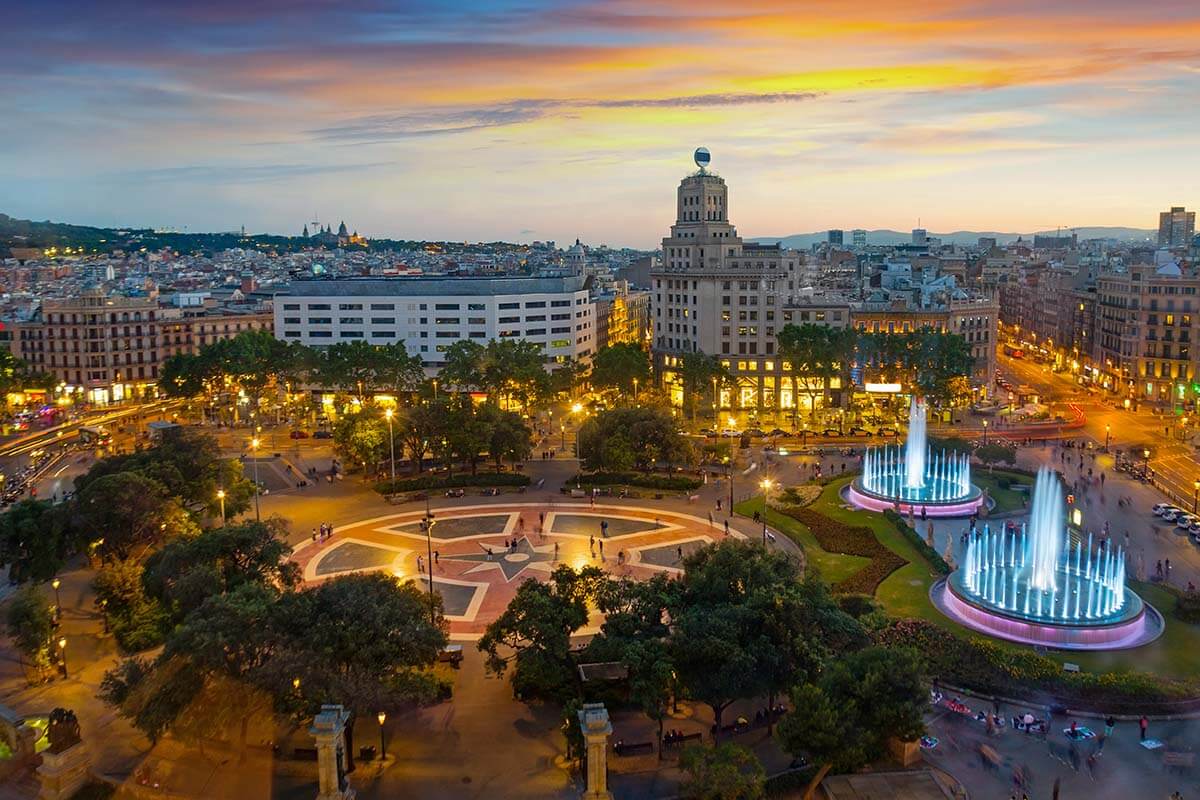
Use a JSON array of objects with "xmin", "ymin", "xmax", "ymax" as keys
[
  {"xmin": 973, "ymin": 469, "xmax": 1033, "ymax": 515},
  {"xmin": 743, "ymin": 476, "xmax": 1200, "ymax": 681}
]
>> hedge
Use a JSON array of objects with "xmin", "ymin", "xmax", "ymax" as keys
[
  {"xmin": 883, "ymin": 510, "xmax": 952, "ymax": 575},
  {"xmin": 874, "ymin": 619, "xmax": 1199, "ymax": 713},
  {"xmin": 563, "ymin": 472, "xmax": 702, "ymax": 491},
  {"xmin": 375, "ymin": 472, "xmax": 530, "ymax": 494},
  {"xmin": 773, "ymin": 505, "xmax": 907, "ymax": 595}
]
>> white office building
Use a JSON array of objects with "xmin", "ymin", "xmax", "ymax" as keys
[{"xmin": 274, "ymin": 276, "xmax": 595, "ymax": 369}]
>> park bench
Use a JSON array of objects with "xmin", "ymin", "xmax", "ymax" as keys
[
  {"xmin": 614, "ymin": 741, "xmax": 655, "ymax": 756},
  {"xmin": 1163, "ymin": 751, "xmax": 1195, "ymax": 772}
]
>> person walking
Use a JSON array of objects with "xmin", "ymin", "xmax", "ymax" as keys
[
  {"xmin": 1139, "ymin": 715, "xmax": 1149, "ymax": 741},
  {"xmin": 553, "ymin": 541, "xmax": 559, "ymax": 560},
  {"xmin": 589, "ymin": 535, "xmax": 595, "ymax": 557},
  {"xmin": 601, "ymin": 519, "xmax": 608, "ymax": 538},
  {"xmin": 1104, "ymin": 715, "xmax": 1115, "ymax": 739},
  {"xmin": 723, "ymin": 519, "xmax": 729, "ymax": 536},
  {"xmin": 416, "ymin": 555, "xmax": 424, "ymax": 574},
  {"xmin": 598, "ymin": 539, "xmax": 605, "ymax": 559}
]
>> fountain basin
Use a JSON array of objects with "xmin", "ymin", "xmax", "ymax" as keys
[
  {"xmin": 932, "ymin": 577, "xmax": 1162, "ymax": 650},
  {"xmin": 845, "ymin": 478, "xmax": 985, "ymax": 518}
]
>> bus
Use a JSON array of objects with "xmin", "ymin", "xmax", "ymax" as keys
[
  {"xmin": 1003, "ymin": 344, "xmax": 1024, "ymax": 359},
  {"xmin": 78, "ymin": 425, "xmax": 112, "ymax": 447}
]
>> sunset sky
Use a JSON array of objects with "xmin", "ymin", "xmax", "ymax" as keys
[{"xmin": 3, "ymin": 0, "xmax": 1199, "ymax": 247}]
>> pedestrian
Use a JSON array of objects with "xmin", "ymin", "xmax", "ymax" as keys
[
  {"xmin": 677, "ymin": 545, "xmax": 683, "ymax": 561},
  {"xmin": 312, "ymin": 527, "xmax": 318, "ymax": 542},
  {"xmin": 1139, "ymin": 715, "xmax": 1148, "ymax": 740},
  {"xmin": 539, "ymin": 511, "xmax": 545, "ymax": 530},
  {"xmin": 618, "ymin": 550, "xmax": 624, "ymax": 566},
  {"xmin": 598, "ymin": 539, "xmax": 604, "ymax": 558},
  {"xmin": 1157, "ymin": 560, "xmax": 1164, "ymax": 579},
  {"xmin": 655, "ymin": 516, "xmax": 661, "ymax": 529},
  {"xmin": 417, "ymin": 555, "xmax": 424, "ymax": 574},
  {"xmin": 1104, "ymin": 715, "xmax": 1114, "ymax": 738},
  {"xmin": 589, "ymin": 535, "xmax": 595, "ymax": 556},
  {"xmin": 708, "ymin": 511, "xmax": 714, "ymax": 528},
  {"xmin": 716, "ymin": 498, "xmax": 722, "ymax": 511},
  {"xmin": 601, "ymin": 519, "xmax": 608, "ymax": 537},
  {"xmin": 723, "ymin": 519, "xmax": 729, "ymax": 536},
  {"xmin": 553, "ymin": 541, "xmax": 559, "ymax": 560}
]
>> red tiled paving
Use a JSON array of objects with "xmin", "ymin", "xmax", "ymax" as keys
[{"xmin": 290, "ymin": 502, "xmax": 744, "ymax": 639}]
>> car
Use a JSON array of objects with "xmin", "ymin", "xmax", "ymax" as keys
[
  {"xmin": 289, "ymin": 430, "xmax": 309, "ymax": 439},
  {"xmin": 1188, "ymin": 520, "xmax": 1200, "ymax": 536},
  {"xmin": 1178, "ymin": 514, "xmax": 1198, "ymax": 529},
  {"xmin": 848, "ymin": 426, "xmax": 870, "ymax": 436},
  {"xmin": 1162, "ymin": 509, "xmax": 1182, "ymax": 522},
  {"xmin": 768, "ymin": 428, "xmax": 789, "ymax": 437},
  {"xmin": 878, "ymin": 427, "xmax": 898, "ymax": 437},
  {"xmin": 720, "ymin": 428, "xmax": 741, "ymax": 438},
  {"xmin": 822, "ymin": 428, "xmax": 842, "ymax": 437},
  {"xmin": 699, "ymin": 427, "xmax": 717, "ymax": 436},
  {"xmin": 313, "ymin": 430, "xmax": 333, "ymax": 439},
  {"xmin": 744, "ymin": 427, "xmax": 765, "ymax": 437},
  {"xmin": 1154, "ymin": 503, "xmax": 1177, "ymax": 516}
]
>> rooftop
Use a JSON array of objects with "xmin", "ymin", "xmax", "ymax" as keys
[{"xmin": 278, "ymin": 275, "xmax": 589, "ymax": 297}]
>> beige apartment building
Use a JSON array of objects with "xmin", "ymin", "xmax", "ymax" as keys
[
  {"xmin": 651, "ymin": 161, "xmax": 836, "ymax": 415},
  {"xmin": 1096, "ymin": 263, "xmax": 1200, "ymax": 408},
  {"xmin": 14, "ymin": 287, "xmax": 272, "ymax": 403}
]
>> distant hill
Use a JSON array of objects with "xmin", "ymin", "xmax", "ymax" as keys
[{"xmin": 751, "ymin": 227, "xmax": 1157, "ymax": 249}]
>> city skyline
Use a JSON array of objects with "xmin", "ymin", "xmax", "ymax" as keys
[{"xmin": 3, "ymin": 1, "xmax": 1200, "ymax": 246}]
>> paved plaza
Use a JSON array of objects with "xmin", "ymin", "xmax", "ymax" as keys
[{"xmin": 292, "ymin": 502, "xmax": 744, "ymax": 637}]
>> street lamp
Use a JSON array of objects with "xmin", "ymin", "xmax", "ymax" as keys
[
  {"xmin": 632, "ymin": 377, "xmax": 639, "ymax": 405},
  {"xmin": 712, "ymin": 376, "xmax": 719, "ymax": 424},
  {"xmin": 759, "ymin": 479, "xmax": 774, "ymax": 543},
  {"xmin": 57, "ymin": 637, "xmax": 67, "ymax": 679},
  {"xmin": 420, "ymin": 516, "xmax": 437, "ymax": 625},
  {"xmin": 385, "ymin": 408, "xmax": 397, "ymax": 485},
  {"xmin": 99, "ymin": 599, "xmax": 108, "ymax": 634},
  {"xmin": 561, "ymin": 423, "xmax": 566, "ymax": 451},
  {"xmin": 250, "ymin": 437, "xmax": 262, "ymax": 521},
  {"xmin": 51, "ymin": 578, "xmax": 61, "ymax": 620},
  {"xmin": 982, "ymin": 419, "xmax": 988, "ymax": 445},
  {"xmin": 377, "ymin": 711, "xmax": 387, "ymax": 759},
  {"xmin": 217, "ymin": 489, "xmax": 226, "ymax": 524},
  {"xmin": 1105, "ymin": 424, "xmax": 1111, "ymax": 451},
  {"xmin": 1193, "ymin": 480, "xmax": 1199, "ymax": 514}
]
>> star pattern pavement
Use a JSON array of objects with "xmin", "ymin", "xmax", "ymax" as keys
[{"xmin": 441, "ymin": 536, "xmax": 558, "ymax": 582}]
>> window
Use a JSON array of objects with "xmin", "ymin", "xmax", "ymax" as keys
[
  {"xmin": 499, "ymin": 316, "xmax": 519, "ymax": 323},
  {"xmin": 308, "ymin": 317, "xmax": 332, "ymax": 324},
  {"xmin": 338, "ymin": 303, "xmax": 363, "ymax": 311},
  {"xmin": 469, "ymin": 331, "xmax": 487, "ymax": 338},
  {"xmin": 525, "ymin": 301, "xmax": 546, "ymax": 308},
  {"xmin": 550, "ymin": 339, "xmax": 570, "ymax": 348},
  {"xmin": 284, "ymin": 330, "xmax": 300, "ymax": 338},
  {"xmin": 499, "ymin": 302, "xmax": 520, "ymax": 310},
  {"xmin": 468, "ymin": 303, "xmax": 486, "ymax": 311},
  {"xmin": 339, "ymin": 317, "xmax": 363, "ymax": 324},
  {"xmin": 283, "ymin": 303, "xmax": 300, "ymax": 311},
  {"xmin": 468, "ymin": 317, "xmax": 486, "ymax": 324},
  {"xmin": 308, "ymin": 304, "xmax": 331, "ymax": 310},
  {"xmin": 526, "ymin": 328, "xmax": 546, "ymax": 336},
  {"xmin": 434, "ymin": 317, "xmax": 460, "ymax": 325},
  {"xmin": 435, "ymin": 331, "xmax": 460, "ymax": 338},
  {"xmin": 370, "ymin": 303, "xmax": 395, "ymax": 310},
  {"xmin": 339, "ymin": 331, "xmax": 363, "ymax": 338},
  {"xmin": 552, "ymin": 326, "xmax": 571, "ymax": 334},
  {"xmin": 371, "ymin": 317, "xmax": 394, "ymax": 324},
  {"xmin": 434, "ymin": 303, "xmax": 460, "ymax": 310},
  {"xmin": 309, "ymin": 331, "xmax": 332, "ymax": 338},
  {"xmin": 499, "ymin": 330, "xmax": 520, "ymax": 338},
  {"xmin": 283, "ymin": 317, "xmax": 301, "ymax": 324},
  {"xmin": 551, "ymin": 300, "xmax": 570, "ymax": 307},
  {"xmin": 372, "ymin": 330, "xmax": 396, "ymax": 338},
  {"xmin": 526, "ymin": 315, "xmax": 546, "ymax": 322}
]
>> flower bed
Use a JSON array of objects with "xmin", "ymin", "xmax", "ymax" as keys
[
  {"xmin": 375, "ymin": 472, "xmax": 530, "ymax": 494},
  {"xmin": 563, "ymin": 472, "xmax": 702, "ymax": 491},
  {"xmin": 773, "ymin": 505, "xmax": 907, "ymax": 595},
  {"xmin": 874, "ymin": 618, "xmax": 1199, "ymax": 713},
  {"xmin": 779, "ymin": 485, "xmax": 821, "ymax": 507},
  {"xmin": 883, "ymin": 510, "xmax": 951, "ymax": 576}
]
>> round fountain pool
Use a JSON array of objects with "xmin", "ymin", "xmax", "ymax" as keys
[{"xmin": 934, "ymin": 467, "xmax": 1162, "ymax": 650}]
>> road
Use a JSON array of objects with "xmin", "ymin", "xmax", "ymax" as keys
[{"xmin": 998, "ymin": 353, "xmax": 1200, "ymax": 511}]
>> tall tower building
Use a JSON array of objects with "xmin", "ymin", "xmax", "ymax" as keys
[
  {"xmin": 912, "ymin": 228, "xmax": 928, "ymax": 246},
  {"xmin": 653, "ymin": 150, "xmax": 836, "ymax": 417},
  {"xmin": 1158, "ymin": 206, "xmax": 1195, "ymax": 247},
  {"xmin": 852, "ymin": 229, "xmax": 867, "ymax": 247},
  {"xmin": 827, "ymin": 229, "xmax": 844, "ymax": 246}
]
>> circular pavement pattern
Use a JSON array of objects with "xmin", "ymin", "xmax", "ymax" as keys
[{"xmin": 291, "ymin": 502, "xmax": 743, "ymax": 638}]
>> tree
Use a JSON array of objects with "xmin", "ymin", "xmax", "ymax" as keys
[
  {"xmin": 0, "ymin": 500, "xmax": 76, "ymax": 583},
  {"xmin": 777, "ymin": 324, "xmax": 838, "ymax": 426},
  {"xmin": 487, "ymin": 409, "xmax": 533, "ymax": 471},
  {"xmin": 477, "ymin": 564, "xmax": 608, "ymax": 703},
  {"xmin": 143, "ymin": 519, "xmax": 301, "ymax": 621},
  {"xmin": 439, "ymin": 340, "xmax": 487, "ymax": 393},
  {"xmin": 332, "ymin": 407, "xmax": 388, "ymax": 475},
  {"xmin": 679, "ymin": 743, "xmax": 765, "ymax": 800},
  {"xmin": 93, "ymin": 558, "xmax": 169, "ymax": 652},
  {"xmin": 398, "ymin": 403, "xmax": 440, "ymax": 474},
  {"xmin": 577, "ymin": 407, "xmax": 694, "ymax": 472},
  {"xmin": 778, "ymin": 646, "xmax": 926, "ymax": 780},
  {"xmin": 5, "ymin": 585, "xmax": 54, "ymax": 680},
  {"xmin": 590, "ymin": 343, "xmax": 651, "ymax": 399},
  {"xmin": 314, "ymin": 341, "xmax": 424, "ymax": 403},
  {"xmin": 975, "ymin": 443, "xmax": 1016, "ymax": 466},
  {"xmin": 677, "ymin": 352, "xmax": 731, "ymax": 424},
  {"xmin": 75, "ymin": 472, "xmax": 190, "ymax": 561}
]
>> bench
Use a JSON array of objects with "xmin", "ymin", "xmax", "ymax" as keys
[
  {"xmin": 614, "ymin": 741, "xmax": 655, "ymax": 756},
  {"xmin": 1062, "ymin": 662, "xmax": 1080, "ymax": 672}
]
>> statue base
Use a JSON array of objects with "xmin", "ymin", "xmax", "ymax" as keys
[{"xmin": 37, "ymin": 742, "xmax": 91, "ymax": 800}]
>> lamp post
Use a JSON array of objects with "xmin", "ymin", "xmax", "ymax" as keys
[
  {"xmin": 251, "ymin": 437, "xmax": 261, "ymax": 521},
  {"xmin": 377, "ymin": 711, "xmax": 387, "ymax": 759},
  {"xmin": 1194, "ymin": 480, "xmax": 1199, "ymax": 514},
  {"xmin": 99, "ymin": 599, "xmax": 108, "ymax": 634},
  {"xmin": 51, "ymin": 578, "xmax": 61, "ymax": 620},
  {"xmin": 561, "ymin": 423, "xmax": 566, "ymax": 451},
  {"xmin": 1105, "ymin": 424, "xmax": 1111, "ymax": 452},
  {"xmin": 982, "ymin": 419, "xmax": 988, "ymax": 445},
  {"xmin": 432, "ymin": 379, "xmax": 439, "ymax": 402},
  {"xmin": 420, "ymin": 516, "xmax": 437, "ymax": 625},
  {"xmin": 217, "ymin": 489, "xmax": 226, "ymax": 524},
  {"xmin": 632, "ymin": 377, "xmax": 639, "ymax": 405},
  {"xmin": 385, "ymin": 408, "xmax": 396, "ymax": 485},
  {"xmin": 727, "ymin": 459, "xmax": 734, "ymax": 514},
  {"xmin": 759, "ymin": 478, "xmax": 774, "ymax": 544},
  {"xmin": 712, "ymin": 376, "xmax": 719, "ymax": 424},
  {"xmin": 57, "ymin": 637, "xmax": 67, "ymax": 679}
]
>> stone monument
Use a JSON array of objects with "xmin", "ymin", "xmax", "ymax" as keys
[
  {"xmin": 37, "ymin": 708, "xmax": 89, "ymax": 800},
  {"xmin": 577, "ymin": 702, "xmax": 613, "ymax": 800},
  {"xmin": 310, "ymin": 704, "xmax": 355, "ymax": 800}
]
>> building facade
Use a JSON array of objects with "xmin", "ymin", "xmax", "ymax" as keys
[
  {"xmin": 594, "ymin": 284, "xmax": 651, "ymax": 350},
  {"xmin": 273, "ymin": 276, "xmax": 594, "ymax": 370},
  {"xmin": 1158, "ymin": 207, "xmax": 1196, "ymax": 248},
  {"xmin": 13, "ymin": 287, "xmax": 272, "ymax": 403}
]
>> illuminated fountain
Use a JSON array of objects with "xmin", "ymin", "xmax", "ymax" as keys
[
  {"xmin": 846, "ymin": 396, "xmax": 983, "ymax": 517},
  {"xmin": 933, "ymin": 466, "xmax": 1161, "ymax": 650}
]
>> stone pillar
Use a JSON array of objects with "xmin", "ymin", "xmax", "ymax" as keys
[
  {"xmin": 310, "ymin": 704, "xmax": 356, "ymax": 800},
  {"xmin": 578, "ymin": 702, "xmax": 613, "ymax": 800},
  {"xmin": 37, "ymin": 742, "xmax": 90, "ymax": 800}
]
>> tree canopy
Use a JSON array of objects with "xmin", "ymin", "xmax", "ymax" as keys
[
  {"xmin": 576, "ymin": 406, "xmax": 694, "ymax": 472},
  {"xmin": 590, "ymin": 343, "xmax": 651, "ymax": 398}
]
